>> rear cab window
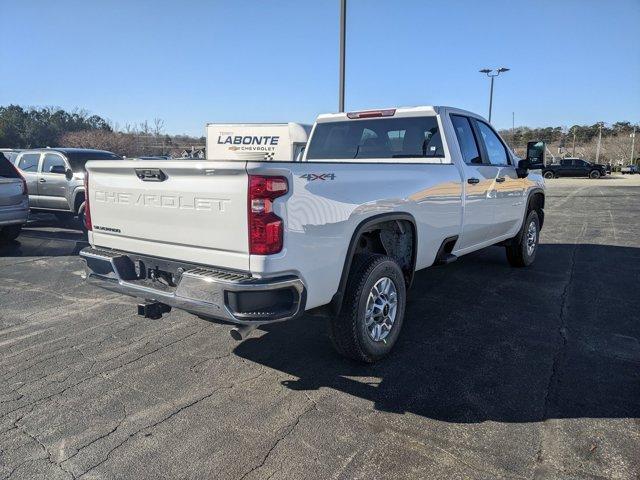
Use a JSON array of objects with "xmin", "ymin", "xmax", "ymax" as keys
[
  {"xmin": 305, "ymin": 116, "xmax": 444, "ymax": 160},
  {"xmin": 451, "ymin": 115, "xmax": 482, "ymax": 165}
]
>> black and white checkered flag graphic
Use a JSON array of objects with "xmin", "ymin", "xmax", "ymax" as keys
[{"xmin": 264, "ymin": 152, "xmax": 275, "ymax": 160}]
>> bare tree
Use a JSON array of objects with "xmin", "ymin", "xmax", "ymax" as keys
[{"xmin": 152, "ymin": 118, "xmax": 165, "ymax": 136}]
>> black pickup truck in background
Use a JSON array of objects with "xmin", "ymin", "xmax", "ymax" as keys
[{"xmin": 540, "ymin": 158, "xmax": 607, "ymax": 179}]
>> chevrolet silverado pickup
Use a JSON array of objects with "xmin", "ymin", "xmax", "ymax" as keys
[{"xmin": 80, "ymin": 106, "xmax": 545, "ymax": 362}]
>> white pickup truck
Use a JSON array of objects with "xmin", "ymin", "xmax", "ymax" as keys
[{"xmin": 80, "ymin": 106, "xmax": 545, "ymax": 362}]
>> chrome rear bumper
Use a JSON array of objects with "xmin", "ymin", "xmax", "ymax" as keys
[{"xmin": 80, "ymin": 247, "xmax": 305, "ymax": 325}]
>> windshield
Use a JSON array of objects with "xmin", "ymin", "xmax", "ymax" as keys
[{"xmin": 306, "ymin": 116, "xmax": 444, "ymax": 160}]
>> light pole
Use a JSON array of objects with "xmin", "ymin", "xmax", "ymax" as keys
[
  {"xmin": 338, "ymin": 0, "xmax": 346, "ymax": 112},
  {"xmin": 630, "ymin": 125, "xmax": 637, "ymax": 166},
  {"xmin": 479, "ymin": 67, "xmax": 509, "ymax": 123},
  {"xmin": 595, "ymin": 122, "xmax": 603, "ymax": 164}
]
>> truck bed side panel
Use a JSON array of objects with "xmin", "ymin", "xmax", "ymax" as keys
[{"xmin": 247, "ymin": 162, "xmax": 463, "ymax": 309}]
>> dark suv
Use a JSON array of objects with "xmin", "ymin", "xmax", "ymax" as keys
[{"xmin": 542, "ymin": 158, "xmax": 607, "ymax": 179}]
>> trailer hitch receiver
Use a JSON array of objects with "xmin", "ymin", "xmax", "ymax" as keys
[{"xmin": 137, "ymin": 301, "xmax": 171, "ymax": 319}]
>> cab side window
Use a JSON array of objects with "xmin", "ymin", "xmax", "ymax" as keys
[
  {"xmin": 475, "ymin": 121, "xmax": 510, "ymax": 166},
  {"xmin": 451, "ymin": 115, "xmax": 482, "ymax": 165},
  {"xmin": 42, "ymin": 153, "xmax": 67, "ymax": 173},
  {"xmin": 17, "ymin": 153, "xmax": 40, "ymax": 172}
]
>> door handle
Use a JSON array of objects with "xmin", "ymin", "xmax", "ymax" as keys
[
  {"xmin": 467, "ymin": 177, "xmax": 480, "ymax": 184},
  {"xmin": 39, "ymin": 178, "xmax": 46, "ymax": 183},
  {"xmin": 496, "ymin": 177, "xmax": 506, "ymax": 183}
]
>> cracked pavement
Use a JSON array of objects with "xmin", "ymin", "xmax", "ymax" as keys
[{"xmin": 1, "ymin": 177, "xmax": 639, "ymax": 479}]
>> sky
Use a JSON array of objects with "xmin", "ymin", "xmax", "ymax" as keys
[{"xmin": 1, "ymin": 0, "xmax": 639, "ymax": 136}]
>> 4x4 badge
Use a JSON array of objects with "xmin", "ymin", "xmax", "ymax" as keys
[{"xmin": 300, "ymin": 173, "xmax": 335, "ymax": 181}]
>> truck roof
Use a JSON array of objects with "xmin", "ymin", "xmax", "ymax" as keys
[{"xmin": 316, "ymin": 106, "xmax": 484, "ymax": 122}]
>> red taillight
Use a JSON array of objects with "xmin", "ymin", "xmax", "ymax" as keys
[
  {"xmin": 248, "ymin": 175, "xmax": 288, "ymax": 255},
  {"xmin": 83, "ymin": 171, "xmax": 92, "ymax": 231},
  {"xmin": 346, "ymin": 109, "xmax": 396, "ymax": 119},
  {"xmin": 9, "ymin": 162, "xmax": 27, "ymax": 195}
]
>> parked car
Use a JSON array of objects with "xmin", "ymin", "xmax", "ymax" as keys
[
  {"xmin": 542, "ymin": 158, "xmax": 607, "ymax": 179},
  {"xmin": 0, "ymin": 148, "xmax": 22, "ymax": 165},
  {"xmin": 80, "ymin": 106, "xmax": 545, "ymax": 362},
  {"xmin": 621, "ymin": 165, "xmax": 639, "ymax": 174},
  {"xmin": 0, "ymin": 153, "xmax": 29, "ymax": 242},
  {"xmin": 13, "ymin": 148, "xmax": 122, "ymax": 228}
]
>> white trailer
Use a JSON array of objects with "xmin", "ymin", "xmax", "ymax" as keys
[{"xmin": 205, "ymin": 123, "xmax": 311, "ymax": 161}]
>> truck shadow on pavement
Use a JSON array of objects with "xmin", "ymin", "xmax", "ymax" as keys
[{"xmin": 234, "ymin": 243, "xmax": 640, "ymax": 423}]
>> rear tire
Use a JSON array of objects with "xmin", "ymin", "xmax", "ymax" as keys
[
  {"xmin": 506, "ymin": 210, "xmax": 540, "ymax": 268},
  {"xmin": 543, "ymin": 171, "xmax": 555, "ymax": 179},
  {"xmin": 0, "ymin": 225, "xmax": 22, "ymax": 242},
  {"xmin": 329, "ymin": 254, "xmax": 406, "ymax": 363}
]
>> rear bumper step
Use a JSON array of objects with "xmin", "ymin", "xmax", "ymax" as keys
[{"xmin": 80, "ymin": 247, "xmax": 305, "ymax": 325}]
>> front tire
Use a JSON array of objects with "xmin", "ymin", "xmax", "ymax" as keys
[
  {"xmin": 589, "ymin": 170, "xmax": 601, "ymax": 179},
  {"xmin": 543, "ymin": 171, "xmax": 555, "ymax": 179},
  {"xmin": 506, "ymin": 210, "xmax": 540, "ymax": 267},
  {"xmin": 329, "ymin": 254, "xmax": 407, "ymax": 363}
]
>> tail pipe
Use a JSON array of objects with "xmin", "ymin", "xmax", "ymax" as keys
[{"xmin": 230, "ymin": 323, "xmax": 260, "ymax": 341}]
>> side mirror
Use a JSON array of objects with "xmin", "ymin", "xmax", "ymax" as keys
[
  {"xmin": 526, "ymin": 140, "xmax": 545, "ymax": 166},
  {"xmin": 49, "ymin": 165, "xmax": 67, "ymax": 175},
  {"xmin": 517, "ymin": 140, "xmax": 545, "ymax": 178},
  {"xmin": 65, "ymin": 168, "xmax": 74, "ymax": 180},
  {"xmin": 516, "ymin": 159, "xmax": 530, "ymax": 178}
]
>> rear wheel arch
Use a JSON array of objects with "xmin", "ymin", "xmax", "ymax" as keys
[{"xmin": 330, "ymin": 213, "xmax": 417, "ymax": 315}]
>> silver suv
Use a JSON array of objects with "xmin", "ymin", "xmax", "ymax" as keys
[
  {"xmin": 14, "ymin": 148, "xmax": 121, "ymax": 227},
  {"xmin": 0, "ymin": 153, "xmax": 29, "ymax": 241}
]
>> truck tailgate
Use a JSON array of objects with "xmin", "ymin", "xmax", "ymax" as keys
[{"xmin": 86, "ymin": 160, "xmax": 250, "ymax": 271}]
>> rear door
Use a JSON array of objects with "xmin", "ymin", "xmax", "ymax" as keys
[
  {"xmin": 38, "ymin": 152, "xmax": 71, "ymax": 210},
  {"xmin": 15, "ymin": 152, "xmax": 41, "ymax": 207},
  {"xmin": 450, "ymin": 114, "xmax": 498, "ymax": 250},
  {"xmin": 87, "ymin": 160, "xmax": 250, "ymax": 271},
  {"xmin": 472, "ymin": 119, "xmax": 523, "ymax": 238}
]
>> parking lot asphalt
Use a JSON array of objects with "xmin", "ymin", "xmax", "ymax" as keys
[{"xmin": 1, "ymin": 176, "xmax": 639, "ymax": 480}]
